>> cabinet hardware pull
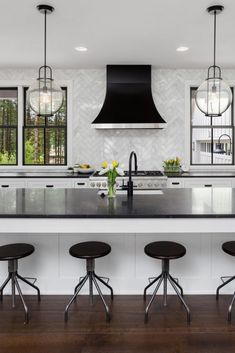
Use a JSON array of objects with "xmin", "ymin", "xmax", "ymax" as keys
[
  {"xmin": 204, "ymin": 184, "xmax": 212, "ymax": 187},
  {"xmin": 1, "ymin": 185, "xmax": 9, "ymax": 188},
  {"xmin": 77, "ymin": 182, "xmax": 85, "ymax": 185},
  {"xmin": 172, "ymin": 182, "xmax": 180, "ymax": 185},
  {"xmin": 46, "ymin": 185, "xmax": 54, "ymax": 188}
]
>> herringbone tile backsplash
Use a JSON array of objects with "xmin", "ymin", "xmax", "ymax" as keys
[{"xmin": 1, "ymin": 68, "xmax": 235, "ymax": 169}]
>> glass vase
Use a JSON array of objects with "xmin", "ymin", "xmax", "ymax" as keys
[{"xmin": 107, "ymin": 179, "xmax": 116, "ymax": 198}]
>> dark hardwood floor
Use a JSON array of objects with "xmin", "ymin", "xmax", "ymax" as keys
[{"xmin": 0, "ymin": 294, "xmax": 235, "ymax": 353}]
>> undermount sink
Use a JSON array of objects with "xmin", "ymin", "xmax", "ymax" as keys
[{"xmin": 98, "ymin": 189, "xmax": 163, "ymax": 196}]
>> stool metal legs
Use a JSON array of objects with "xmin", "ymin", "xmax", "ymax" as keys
[
  {"xmin": 0, "ymin": 259, "xmax": 41, "ymax": 324},
  {"xmin": 64, "ymin": 259, "xmax": 113, "ymax": 322},
  {"xmin": 216, "ymin": 275, "xmax": 235, "ymax": 322},
  {"xmin": 144, "ymin": 259, "xmax": 191, "ymax": 324}
]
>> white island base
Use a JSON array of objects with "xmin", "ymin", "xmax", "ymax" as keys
[{"xmin": 0, "ymin": 218, "xmax": 234, "ymax": 296}]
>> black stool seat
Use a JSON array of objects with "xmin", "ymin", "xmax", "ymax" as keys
[
  {"xmin": 222, "ymin": 241, "xmax": 235, "ymax": 256},
  {"xmin": 69, "ymin": 241, "xmax": 111, "ymax": 259},
  {"xmin": 145, "ymin": 241, "xmax": 186, "ymax": 260},
  {"xmin": 0, "ymin": 243, "xmax": 34, "ymax": 261}
]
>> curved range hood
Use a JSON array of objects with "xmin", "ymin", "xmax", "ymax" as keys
[{"xmin": 92, "ymin": 65, "xmax": 167, "ymax": 129}]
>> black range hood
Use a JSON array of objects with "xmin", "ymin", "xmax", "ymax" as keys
[{"xmin": 92, "ymin": 65, "xmax": 167, "ymax": 129}]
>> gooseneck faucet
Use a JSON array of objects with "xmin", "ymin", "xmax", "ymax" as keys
[{"xmin": 127, "ymin": 151, "xmax": 138, "ymax": 196}]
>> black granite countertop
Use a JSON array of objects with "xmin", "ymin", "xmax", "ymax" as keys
[
  {"xmin": 0, "ymin": 172, "xmax": 91, "ymax": 178},
  {"xmin": 0, "ymin": 188, "xmax": 234, "ymax": 218},
  {"xmin": 0, "ymin": 171, "xmax": 235, "ymax": 179},
  {"xmin": 164, "ymin": 171, "xmax": 235, "ymax": 178}
]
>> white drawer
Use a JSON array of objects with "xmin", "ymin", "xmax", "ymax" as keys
[
  {"xmin": 0, "ymin": 179, "xmax": 26, "ymax": 188},
  {"xmin": 26, "ymin": 179, "xmax": 73, "ymax": 189},
  {"xmin": 184, "ymin": 178, "xmax": 232, "ymax": 188},
  {"xmin": 73, "ymin": 179, "xmax": 89, "ymax": 188},
  {"xmin": 167, "ymin": 179, "xmax": 185, "ymax": 188}
]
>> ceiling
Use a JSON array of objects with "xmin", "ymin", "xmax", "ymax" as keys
[{"xmin": 1, "ymin": 0, "xmax": 235, "ymax": 69}]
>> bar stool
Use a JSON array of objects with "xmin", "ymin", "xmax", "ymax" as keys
[
  {"xmin": 144, "ymin": 241, "xmax": 190, "ymax": 323},
  {"xmin": 64, "ymin": 241, "xmax": 113, "ymax": 322},
  {"xmin": 0, "ymin": 243, "xmax": 40, "ymax": 323},
  {"xmin": 216, "ymin": 241, "xmax": 235, "ymax": 322}
]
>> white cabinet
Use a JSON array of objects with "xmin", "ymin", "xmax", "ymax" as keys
[
  {"xmin": 0, "ymin": 179, "xmax": 26, "ymax": 188},
  {"xmin": 26, "ymin": 179, "xmax": 73, "ymax": 189},
  {"xmin": 184, "ymin": 178, "xmax": 232, "ymax": 188}
]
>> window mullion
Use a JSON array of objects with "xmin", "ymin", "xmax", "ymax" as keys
[{"xmin": 17, "ymin": 86, "xmax": 23, "ymax": 167}]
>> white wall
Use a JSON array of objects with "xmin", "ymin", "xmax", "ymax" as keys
[{"xmin": 1, "ymin": 68, "xmax": 235, "ymax": 169}]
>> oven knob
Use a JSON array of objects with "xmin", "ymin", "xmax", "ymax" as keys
[
  {"xmin": 148, "ymin": 183, "xmax": 152, "ymax": 188},
  {"xmin": 102, "ymin": 182, "xmax": 107, "ymax": 188},
  {"xmin": 96, "ymin": 182, "xmax": 101, "ymax": 188},
  {"xmin": 138, "ymin": 183, "xmax": 143, "ymax": 187},
  {"xmin": 154, "ymin": 183, "xmax": 159, "ymax": 188},
  {"xmin": 90, "ymin": 182, "xmax": 95, "ymax": 188}
]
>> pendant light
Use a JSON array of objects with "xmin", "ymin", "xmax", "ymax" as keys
[
  {"xmin": 195, "ymin": 5, "xmax": 232, "ymax": 117},
  {"xmin": 28, "ymin": 4, "xmax": 63, "ymax": 117}
]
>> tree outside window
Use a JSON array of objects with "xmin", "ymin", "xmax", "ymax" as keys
[{"xmin": 0, "ymin": 88, "xmax": 17, "ymax": 165}]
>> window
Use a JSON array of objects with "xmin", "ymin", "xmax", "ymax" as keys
[
  {"xmin": 0, "ymin": 88, "xmax": 18, "ymax": 165},
  {"xmin": 23, "ymin": 87, "xmax": 67, "ymax": 165},
  {"xmin": 190, "ymin": 87, "xmax": 234, "ymax": 165},
  {"xmin": 0, "ymin": 84, "xmax": 68, "ymax": 167}
]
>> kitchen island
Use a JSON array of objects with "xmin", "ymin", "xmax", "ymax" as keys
[{"xmin": 0, "ymin": 187, "xmax": 234, "ymax": 295}]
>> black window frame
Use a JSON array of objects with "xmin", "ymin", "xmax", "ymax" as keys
[
  {"xmin": 0, "ymin": 87, "xmax": 18, "ymax": 166},
  {"xmin": 190, "ymin": 87, "xmax": 234, "ymax": 166},
  {"xmin": 23, "ymin": 87, "xmax": 67, "ymax": 166}
]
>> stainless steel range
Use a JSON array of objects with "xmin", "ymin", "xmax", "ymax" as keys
[{"xmin": 89, "ymin": 170, "xmax": 167, "ymax": 189}]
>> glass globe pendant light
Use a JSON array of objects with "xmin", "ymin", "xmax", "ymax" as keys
[
  {"xmin": 28, "ymin": 5, "xmax": 63, "ymax": 117},
  {"xmin": 195, "ymin": 5, "xmax": 232, "ymax": 117}
]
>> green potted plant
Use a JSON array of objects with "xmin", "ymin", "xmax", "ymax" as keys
[{"xmin": 163, "ymin": 157, "xmax": 181, "ymax": 173}]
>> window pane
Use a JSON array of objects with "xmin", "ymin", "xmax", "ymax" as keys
[
  {"xmin": 212, "ymin": 106, "xmax": 232, "ymax": 126},
  {"xmin": 191, "ymin": 88, "xmax": 232, "ymax": 126},
  {"xmin": 24, "ymin": 128, "xmax": 44, "ymax": 165},
  {"xmin": 0, "ymin": 88, "xmax": 17, "ymax": 126},
  {"xmin": 192, "ymin": 128, "xmax": 212, "ymax": 164},
  {"xmin": 25, "ymin": 105, "xmax": 45, "ymax": 126},
  {"xmin": 24, "ymin": 87, "xmax": 67, "ymax": 126},
  {"xmin": 213, "ymin": 128, "xmax": 233, "ymax": 165},
  {"xmin": 47, "ymin": 89, "xmax": 67, "ymax": 126},
  {"xmin": 191, "ymin": 88, "xmax": 211, "ymax": 126},
  {"xmin": 0, "ymin": 88, "xmax": 17, "ymax": 165},
  {"xmin": 45, "ymin": 128, "xmax": 66, "ymax": 165},
  {"xmin": 0, "ymin": 128, "xmax": 17, "ymax": 165}
]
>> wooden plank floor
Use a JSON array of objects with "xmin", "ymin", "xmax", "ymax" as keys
[{"xmin": 0, "ymin": 295, "xmax": 235, "ymax": 353}]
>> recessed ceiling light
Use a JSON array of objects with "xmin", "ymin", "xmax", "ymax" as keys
[
  {"xmin": 75, "ymin": 46, "xmax": 88, "ymax": 52},
  {"xmin": 176, "ymin": 46, "xmax": 189, "ymax": 52}
]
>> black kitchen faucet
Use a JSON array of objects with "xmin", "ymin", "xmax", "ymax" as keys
[{"xmin": 127, "ymin": 151, "xmax": 138, "ymax": 196}]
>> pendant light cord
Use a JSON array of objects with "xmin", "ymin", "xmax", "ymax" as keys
[
  {"xmin": 213, "ymin": 10, "xmax": 217, "ymax": 76},
  {"xmin": 44, "ymin": 9, "xmax": 47, "ymax": 81}
]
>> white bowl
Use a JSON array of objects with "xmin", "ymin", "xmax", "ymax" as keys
[{"xmin": 75, "ymin": 167, "xmax": 94, "ymax": 174}]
